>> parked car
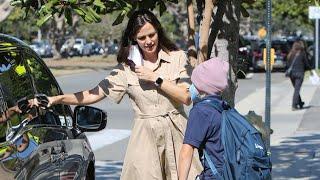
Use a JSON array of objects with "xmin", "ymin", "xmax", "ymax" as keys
[
  {"xmin": 252, "ymin": 39, "xmax": 290, "ymax": 72},
  {"xmin": 89, "ymin": 42, "xmax": 104, "ymax": 55},
  {"xmin": 236, "ymin": 36, "xmax": 254, "ymax": 78},
  {"xmin": 60, "ymin": 38, "xmax": 91, "ymax": 57},
  {"xmin": 73, "ymin": 38, "xmax": 92, "ymax": 56},
  {"xmin": 106, "ymin": 39, "xmax": 119, "ymax": 55},
  {"xmin": 30, "ymin": 40, "xmax": 53, "ymax": 58},
  {"xmin": 0, "ymin": 33, "xmax": 106, "ymax": 179}
]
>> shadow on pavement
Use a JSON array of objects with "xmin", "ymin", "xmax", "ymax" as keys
[
  {"xmin": 95, "ymin": 160, "xmax": 123, "ymax": 180},
  {"xmin": 271, "ymin": 133, "xmax": 320, "ymax": 179}
]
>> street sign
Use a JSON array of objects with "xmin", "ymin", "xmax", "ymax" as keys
[
  {"xmin": 309, "ymin": 6, "xmax": 320, "ymax": 19},
  {"xmin": 258, "ymin": 27, "xmax": 267, "ymax": 39}
]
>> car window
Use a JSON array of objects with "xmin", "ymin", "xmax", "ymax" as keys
[
  {"xmin": 272, "ymin": 43, "xmax": 289, "ymax": 53},
  {"xmin": 24, "ymin": 52, "xmax": 73, "ymax": 127},
  {"xmin": 0, "ymin": 50, "xmax": 36, "ymax": 143},
  {"xmin": 75, "ymin": 40, "xmax": 82, "ymax": 44},
  {"xmin": 259, "ymin": 41, "xmax": 289, "ymax": 52}
]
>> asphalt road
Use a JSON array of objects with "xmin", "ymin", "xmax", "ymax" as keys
[{"xmin": 56, "ymin": 71, "xmax": 287, "ymax": 161}]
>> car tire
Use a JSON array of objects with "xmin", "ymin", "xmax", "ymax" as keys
[{"xmin": 86, "ymin": 162, "xmax": 95, "ymax": 180}]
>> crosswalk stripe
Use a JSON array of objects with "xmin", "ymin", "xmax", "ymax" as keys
[{"xmin": 87, "ymin": 129, "xmax": 131, "ymax": 151}]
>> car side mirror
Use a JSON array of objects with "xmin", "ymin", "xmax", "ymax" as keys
[{"xmin": 74, "ymin": 106, "xmax": 107, "ymax": 132}]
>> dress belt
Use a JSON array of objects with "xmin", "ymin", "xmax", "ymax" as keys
[{"xmin": 135, "ymin": 109, "xmax": 181, "ymax": 120}]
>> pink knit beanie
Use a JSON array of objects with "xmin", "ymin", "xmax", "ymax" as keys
[{"xmin": 191, "ymin": 58, "xmax": 229, "ymax": 95}]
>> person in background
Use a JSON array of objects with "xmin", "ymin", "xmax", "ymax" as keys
[
  {"xmin": 33, "ymin": 9, "xmax": 202, "ymax": 180},
  {"xmin": 287, "ymin": 40, "xmax": 312, "ymax": 111},
  {"xmin": 178, "ymin": 58, "xmax": 229, "ymax": 180}
]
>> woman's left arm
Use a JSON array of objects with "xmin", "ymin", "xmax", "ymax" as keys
[
  {"xmin": 135, "ymin": 66, "xmax": 191, "ymax": 105},
  {"xmin": 159, "ymin": 78, "xmax": 191, "ymax": 105}
]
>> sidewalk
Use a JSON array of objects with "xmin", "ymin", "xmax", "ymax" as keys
[
  {"xmin": 271, "ymin": 86, "xmax": 320, "ymax": 179},
  {"xmin": 235, "ymin": 78, "xmax": 320, "ymax": 179}
]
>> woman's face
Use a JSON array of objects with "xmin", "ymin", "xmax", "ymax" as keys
[{"xmin": 135, "ymin": 22, "xmax": 159, "ymax": 58}]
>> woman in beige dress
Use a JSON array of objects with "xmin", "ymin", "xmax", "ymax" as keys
[{"xmin": 35, "ymin": 9, "xmax": 202, "ymax": 180}]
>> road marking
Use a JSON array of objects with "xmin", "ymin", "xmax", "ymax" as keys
[{"xmin": 87, "ymin": 129, "xmax": 131, "ymax": 151}]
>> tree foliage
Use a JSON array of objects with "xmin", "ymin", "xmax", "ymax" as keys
[
  {"xmin": 0, "ymin": 8, "xmax": 38, "ymax": 42},
  {"xmin": 244, "ymin": 0, "xmax": 318, "ymax": 35},
  {"xmin": 9, "ymin": 0, "xmax": 179, "ymax": 27}
]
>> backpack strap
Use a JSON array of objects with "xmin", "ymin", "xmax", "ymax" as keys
[{"xmin": 203, "ymin": 150, "xmax": 223, "ymax": 179}]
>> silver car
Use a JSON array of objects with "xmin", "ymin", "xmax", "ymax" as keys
[{"xmin": 30, "ymin": 40, "xmax": 53, "ymax": 58}]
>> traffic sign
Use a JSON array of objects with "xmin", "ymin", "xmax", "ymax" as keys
[
  {"xmin": 258, "ymin": 27, "xmax": 267, "ymax": 39},
  {"xmin": 309, "ymin": 6, "xmax": 320, "ymax": 19},
  {"xmin": 263, "ymin": 48, "xmax": 275, "ymax": 70}
]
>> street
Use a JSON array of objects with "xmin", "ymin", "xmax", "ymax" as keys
[{"xmin": 56, "ymin": 71, "xmax": 320, "ymax": 179}]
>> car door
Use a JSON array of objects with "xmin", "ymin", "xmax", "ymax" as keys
[
  {"xmin": 24, "ymin": 51, "xmax": 92, "ymax": 179},
  {"xmin": 0, "ymin": 48, "xmax": 63, "ymax": 179}
]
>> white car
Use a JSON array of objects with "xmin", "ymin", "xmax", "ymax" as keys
[{"xmin": 73, "ymin": 38, "xmax": 92, "ymax": 56}]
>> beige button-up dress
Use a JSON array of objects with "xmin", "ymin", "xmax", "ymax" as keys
[{"xmin": 99, "ymin": 50, "xmax": 202, "ymax": 180}]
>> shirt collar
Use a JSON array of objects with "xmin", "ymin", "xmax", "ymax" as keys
[
  {"xmin": 203, "ymin": 95, "xmax": 222, "ymax": 101},
  {"xmin": 158, "ymin": 49, "xmax": 172, "ymax": 63}
]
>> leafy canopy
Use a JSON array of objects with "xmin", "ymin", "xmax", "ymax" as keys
[{"xmin": 10, "ymin": 0, "xmax": 179, "ymax": 26}]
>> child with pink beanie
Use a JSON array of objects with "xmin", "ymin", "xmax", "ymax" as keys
[{"xmin": 178, "ymin": 58, "xmax": 229, "ymax": 180}]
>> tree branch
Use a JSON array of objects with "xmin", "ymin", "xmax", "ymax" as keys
[{"xmin": 187, "ymin": 0, "xmax": 197, "ymax": 67}]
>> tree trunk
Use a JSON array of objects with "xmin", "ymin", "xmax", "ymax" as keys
[
  {"xmin": 0, "ymin": 0, "xmax": 13, "ymax": 22},
  {"xmin": 187, "ymin": 0, "xmax": 198, "ymax": 67},
  {"xmin": 197, "ymin": 0, "xmax": 214, "ymax": 63},
  {"xmin": 208, "ymin": 0, "xmax": 241, "ymax": 107}
]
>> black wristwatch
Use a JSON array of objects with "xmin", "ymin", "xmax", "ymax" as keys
[{"xmin": 155, "ymin": 76, "xmax": 164, "ymax": 87}]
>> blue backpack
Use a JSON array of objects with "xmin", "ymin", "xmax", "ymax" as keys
[{"xmin": 200, "ymin": 99, "xmax": 272, "ymax": 180}]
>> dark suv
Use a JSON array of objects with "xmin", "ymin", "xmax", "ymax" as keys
[{"xmin": 0, "ymin": 34, "xmax": 106, "ymax": 179}]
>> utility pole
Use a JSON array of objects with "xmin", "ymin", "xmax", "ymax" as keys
[
  {"xmin": 309, "ymin": 6, "xmax": 320, "ymax": 70},
  {"xmin": 265, "ymin": 0, "xmax": 272, "ymax": 153}
]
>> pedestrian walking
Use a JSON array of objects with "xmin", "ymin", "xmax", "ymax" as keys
[
  {"xmin": 287, "ymin": 40, "xmax": 312, "ymax": 110},
  {"xmin": 178, "ymin": 58, "xmax": 229, "ymax": 180},
  {"xmin": 33, "ymin": 9, "xmax": 202, "ymax": 180}
]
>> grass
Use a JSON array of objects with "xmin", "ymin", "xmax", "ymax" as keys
[
  {"xmin": 43, "ymin": 55, "xmax": 118, "ymax": 76},
  {"xmin": 44, "ymin": 54, "xmax": 117, "ymax": 63}
]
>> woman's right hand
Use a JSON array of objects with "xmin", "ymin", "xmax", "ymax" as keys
[{"xmin": 32, "ymin": 94, "xmax": 53, "ymax": 108}]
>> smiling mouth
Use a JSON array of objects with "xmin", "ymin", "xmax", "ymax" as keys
[{"xmin": 145, "ymin": 45, "xmax": 154, "ymax": 49}]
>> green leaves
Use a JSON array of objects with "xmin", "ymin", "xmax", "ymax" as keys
[
  {"xmin": 113, "ymin": 10, "xmax": 126, "ymax": 26},
  {"xmin": 36, "ymin": 13, "xmax": 53, "ymax": 26},
  {"xmin": 9, "ymin": 0, "xmax": 179, "ymax": 27},
  {"xmin": 93, "ymin": 0, "xmax": 106, "ymax": 10},
  {"xmin": 73, "ymin": 6, "xmax": 102, "ymax": 24}
]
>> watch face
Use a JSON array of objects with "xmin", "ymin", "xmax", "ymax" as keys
[{"xmin": 156, "ymin": 77, "xmax": 163, "ymax": 86}]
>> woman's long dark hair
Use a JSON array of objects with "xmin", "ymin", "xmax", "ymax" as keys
[
  {"xmin": 117, "ymin": 9, "xmax": 178, "ymax": 63},
  {"xmin": 287, "ymin": 41, "xmax": 304, "ymax": 62}
]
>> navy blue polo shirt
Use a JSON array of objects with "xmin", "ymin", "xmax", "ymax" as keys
[{"xmin": 183, "ymin": 95, "xmax": 224, "ymax": 179}]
